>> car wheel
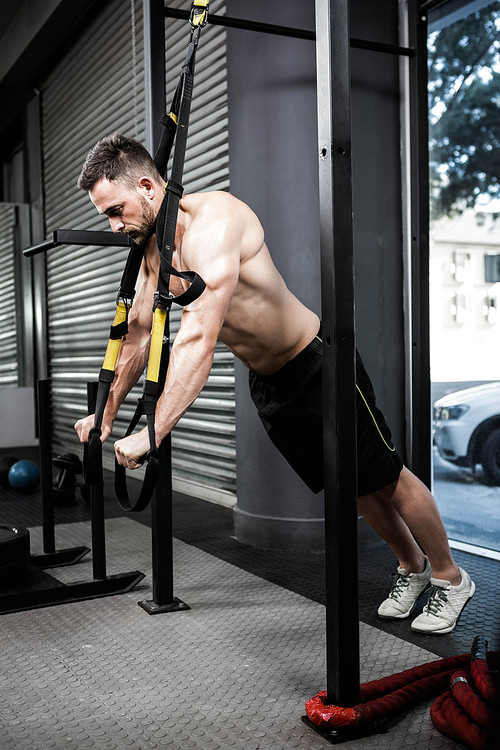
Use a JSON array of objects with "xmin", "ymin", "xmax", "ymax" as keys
[{"xmin": 481, "ymin": 427, "xmax": 500, "ymax": 485}]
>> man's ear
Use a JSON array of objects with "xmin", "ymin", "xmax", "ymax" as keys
[{"xmin": 136, "ymin": 176, "xmax": 156, "ymax": 200}]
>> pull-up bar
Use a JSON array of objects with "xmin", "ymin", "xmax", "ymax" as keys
[
  {"xmin": 164, "ymin": 6, "xmax": 414, "ymax": 57},
  {"xmin": 23, "ymin": 229, "xmax": 132, "ymax": 257}
]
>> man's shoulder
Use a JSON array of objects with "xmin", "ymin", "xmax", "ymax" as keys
[
  {"xmin": 180, "ymin": 191, "xmax": 263, "ymax": 264},
  {"xmin": 183, "ymin": 190, "xmax": 250, "ymax": 217}
]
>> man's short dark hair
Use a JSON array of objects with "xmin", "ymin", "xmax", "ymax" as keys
[{"xmin": 78, "ymin": 133, "xmax": 163, "ymax": 191}]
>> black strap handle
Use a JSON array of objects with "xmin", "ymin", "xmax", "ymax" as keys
[{"xmin": 114, "ymin": 394, "xmax": 159, "ymax": 513}]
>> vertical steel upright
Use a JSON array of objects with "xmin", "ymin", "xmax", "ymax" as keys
[
  {"xmin": 38, "ymin": 379, "xmax": 56, "ymax": 554},
  {"xmin": 143, "ymin": 0, "xmax": 168, "ymax": 154},
  {"xmin": 87, "ymin": 381, "xmax": 107, "ymax": 580},
  {"xmin": 140, "ymin": 0, "xmax": 189, "ymax": 613},
  {"xmin": 407, "ymin": 1, "xmax": 431, "ymax": 487},
  {"xmin": 315, "ymin": 0, "xmax": 360, "ymax": 706}
]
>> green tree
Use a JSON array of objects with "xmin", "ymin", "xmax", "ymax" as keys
[{"xmin": 428, "ymin": 2, "xmax": 500, "ymax": 219}]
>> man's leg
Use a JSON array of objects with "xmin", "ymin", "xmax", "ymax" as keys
[
  {"xmin": 358, "ymin": 465, "xmax": 459, "ymax": 582},
  {"xmin": 358, "ymin": 466, "xmax": 475, "ymax": 633}
]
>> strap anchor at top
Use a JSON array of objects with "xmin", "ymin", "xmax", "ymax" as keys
[{"xmin": 190, "ymin": 0, "xmax": 209, "ymax": 28}]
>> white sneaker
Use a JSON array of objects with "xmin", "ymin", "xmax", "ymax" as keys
[
  {"xmin": 411, "ymin": 567, "xmax": 475, "ymax": 634},
  {"xmin": 378, "ymin": 558, "xmax": 432, "ymax": 619}
]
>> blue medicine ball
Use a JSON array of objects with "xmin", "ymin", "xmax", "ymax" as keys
[{"xmin": 8, "ymin": 460, "xmax": 41, "ymax": 493}]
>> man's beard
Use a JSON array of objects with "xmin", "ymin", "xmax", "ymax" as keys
[{"xmin": 125, "ymin": 197, "xmax": 156, "ymax": 245}]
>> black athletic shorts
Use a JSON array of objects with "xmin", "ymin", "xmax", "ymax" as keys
[{"xmin": 248, "ymin": 331, "xmax": 403, "ymax": 496}]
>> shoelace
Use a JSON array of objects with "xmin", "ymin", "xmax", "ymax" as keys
[
  {"xmin": 423, "ymin": 585, "xmax": 448, "ymax": 616},
  {"xmin": 389, "ymin": 573, "xmax": 410, "ymax": 600}
]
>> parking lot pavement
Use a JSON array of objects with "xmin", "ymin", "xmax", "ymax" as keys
[{"xmin": 433, "ymin": 448, "xmax": 500, "ymax": 552}]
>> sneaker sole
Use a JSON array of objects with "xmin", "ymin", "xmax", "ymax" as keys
[
  {"xmin": 378, "ymin": 611, "xmax": 412, "ymax": 620},
  {"xmin": 410, "ymin": 581, "xmax": 476, "ymax": 635},
  {"xmin": 378, "ymin": 583, "xmax": 431, "ymax": 620}
]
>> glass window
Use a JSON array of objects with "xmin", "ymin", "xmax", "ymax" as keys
[{"xmin": 428, "ymin": 0, "xmax": 500, "ymax": 554}]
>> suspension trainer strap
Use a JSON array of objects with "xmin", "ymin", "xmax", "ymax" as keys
[
  {"xmin": 85, "ymin": 240, "xmax": 146, "ymax": 486},
  {"xmin": 114, "ymin": 1, "xmax": 208, "ymax": 512}
]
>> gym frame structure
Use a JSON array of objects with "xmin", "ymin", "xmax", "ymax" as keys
[
  {"xmin": 143, "ymin": 0, "xmax": 453, "ymax": 721},
  {"xmin": 1, "ymin": 0, "xmax": 496, "ymax": 747},
  {"xmin": 143, "ymin": 0, "xmax": 434, "ymax": 711},
  {"xmin": 18, "ymin": 0, "xmax": 433, "ymax": 713}
]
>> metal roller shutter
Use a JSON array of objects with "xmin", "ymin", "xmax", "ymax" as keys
[
  {"xmin": 42, "ymin": 0, "xmax": 146, "ymax": 483},
  {"xmin": 0, "ymin": 206, "xmax": 19, "ymax": 387},
  {"xmin": 42, "ymin": 0, "xmax": 234, "ymax": 505}
]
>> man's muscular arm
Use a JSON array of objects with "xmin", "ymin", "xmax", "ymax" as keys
[
  {"xmin": 114, "ymin": 202, "xmax": 242, "ymax": 468},
  {"xmin": 74, "ymin": 241, "xmax": 157, "ymax": 443}
]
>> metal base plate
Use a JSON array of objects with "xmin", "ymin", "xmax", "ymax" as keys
[
  {"xmin": 138, "ymin": 596, "xmax": 190, "ymax": 614},
  {"xmin": 0, "ymin": 570, "xmax": 145, "ymax": 615},
  {"xmin": 301, "ymin": 714, "xmax": 392, "ymax": 744},
  {"xmin": 31, "ymin": 545, "xmax": 90, "ymax": 568}
]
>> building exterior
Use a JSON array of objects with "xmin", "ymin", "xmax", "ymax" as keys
[{"xmin": 430, "ymin": 206, "xmax": 500, "ymax": 387}]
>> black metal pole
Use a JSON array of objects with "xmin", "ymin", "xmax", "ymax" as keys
[
  {"xmin": 407, "ymin": 1, "xmax": 431, "ymax": 486},
  {"xmin": 31, "ymin": 379, "xmax": 91, "ymax": 569},
  {"xmin": 37, "ymin": 379, "xmax": 55, "ymax": 554},
  {"xmin": 151, "ymin": 435, "xmax": 174, "ymax": 603},
  {"xmin": 152, "ymin": 333, "xmax": 174, "ymax": 606},
  {"xmin": 140, "ymin": 4, "xmax": 188, "ymax": 613},
  {"xmin": 315, "ymin": 0, "xmax": 360, "ymax": 707},
  {"xmin": 87, "ymin": 381, "xmax": 107, "ymax": 580},
  {"xmin": 163, "ymin": 6, "xmax": 414, "ymax": 57},
  {"xmin": 138, "ymin": 335, "xmax": 189, "ymax": 614},
  {"xmin": 144, "ymin": 0, "xmax": 168, "ymax": 155}
]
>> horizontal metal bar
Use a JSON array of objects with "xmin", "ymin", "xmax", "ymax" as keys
[
  {"xmin": 23, "ymin": 238, "xmax": 59, "ymax": 257},
  {"xmin": 420, "ymin": 0, "xmax": 448, "ymax": 13},
  {"xmin": 55, "ymin": 229, "xmax": 132, "ymax": 247},
  {"xmin": 164, "ymin": 6, "xmax": 414, "ymax": 57},
  {"xmin": 165, "ymin": 6, "xmax": 315, "ymax": 40},
  {"xmin": 24, "ymin": 229, "xmax": 132, "ymax": 257},
  {"xmin": 351, "ymin": 38, "xmax": 414, "ymax": 57}
]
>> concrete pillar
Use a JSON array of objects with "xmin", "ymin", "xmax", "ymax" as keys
[
  {"xmin": 227, "ymin": 0, "xmax": 324, "ymax": 550},
  {"xmin": 227, "ymin": 0, "xmax": 405, "ymax": 550}
]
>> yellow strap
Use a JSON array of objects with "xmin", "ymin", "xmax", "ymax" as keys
[
  {"xmin": 102, "ymin": 301, "xmax": 129, "ymax": 371},
  {"xmin": 146, "ymin": 307, "xmax": 167, "ymax": 384}
]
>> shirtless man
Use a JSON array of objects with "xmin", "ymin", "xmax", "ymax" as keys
[{"xmin": 75, "ymin": 133, "xmax": 474, "ymax": 635}]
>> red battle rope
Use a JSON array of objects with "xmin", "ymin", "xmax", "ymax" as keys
[{"xmin": 305, "ymin": 636, "xmax": 499, "ymax": 747}]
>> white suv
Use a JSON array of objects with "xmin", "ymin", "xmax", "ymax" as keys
[{"xmin": 434, "ymin": 382, "xmax": 500, "ymax": 484}]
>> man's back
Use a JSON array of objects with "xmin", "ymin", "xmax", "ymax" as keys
[{"xmin": 172, "ymin": 191, "xmax": 319, "ymax": 375}]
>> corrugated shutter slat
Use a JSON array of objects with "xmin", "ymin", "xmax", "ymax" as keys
[
  {"xmin": 42, "ymin": 0, "xmax": 234, "ymax": 504},
  {"xmin": 0, "ymin": 206, "xmax": 19, "ymax": 387}
]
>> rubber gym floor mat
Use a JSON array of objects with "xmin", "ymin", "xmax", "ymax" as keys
[
  {"xmin": 0, "ymin": 517, "xmax": 470, "ymax": 750},
  {"xmin": 160, "ymin": 491, "xmax": 500, "ymax": 661},
  {"xmin": 2, "ymin": 465, "xmax": 499, "ymax": 660}
]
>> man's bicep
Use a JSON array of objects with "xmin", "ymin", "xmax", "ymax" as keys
[
  {"xmin": 184, "ymin": 226, "xmax": 240, "ymax": 307},
  {"xmin": 129, "ymin": 258, "xmax": 157, "ymax": 332},
  {"xmin": 187, "ymin": 254, "xmax": 239, "ymax": 332}
]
